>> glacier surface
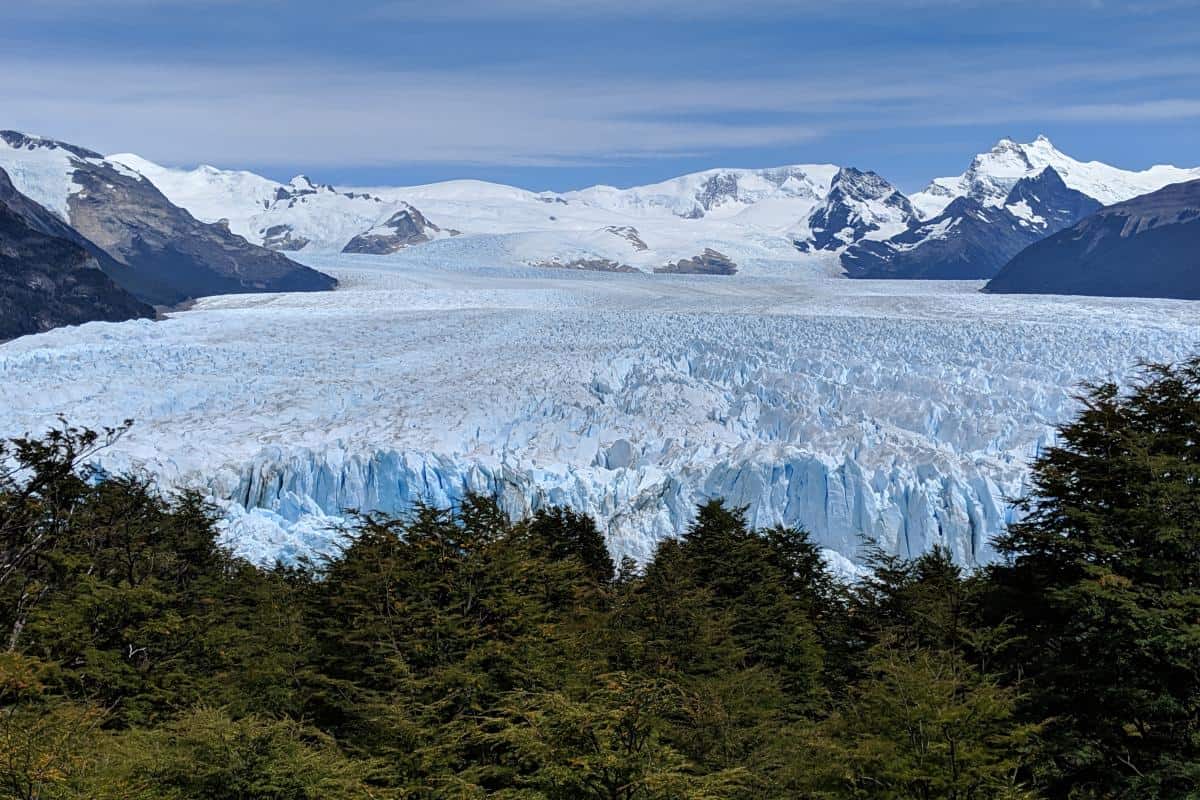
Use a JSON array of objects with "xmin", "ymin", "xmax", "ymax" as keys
[{"xmin": 1, "ymin": 248, "xmax": 1196, "ymax": 567}]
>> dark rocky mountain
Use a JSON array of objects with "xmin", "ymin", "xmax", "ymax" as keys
[
  {"xmin": 0, "ymin": 168, "xmax": 152, "ymax": 340},
  {"xmin": 986, "ymin": 179, "xmax": 1200, "ymax": 299},
  {"xmin": 841, "ymin": 168, "xmax": 1101, "ymax": 279},
  {"xmin": 0, "ymin": 131, "xmax": 337, "ymax": 305},
  {"xmin": 342, "ymin": 205, "xmax": 453, "ymax": 255},
  {"xmin": 798, "ymin": 167, "xmax": 918, "ymax": 252}
]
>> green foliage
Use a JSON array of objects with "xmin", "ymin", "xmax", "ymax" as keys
[
  {"xmin": 92, "ymin": 708, "xmax": 371, "ymax": 800},
  {"xmin": 986, "ymin": 358, "xmax": 1200, "ymax": 798},
  {"xmin": 3, "ymin": 360, "xmax": 1198, "ymax": 799},
  {"xmin": 803, "ymin": 642, "xmax": 1039, "ymax": 800}
]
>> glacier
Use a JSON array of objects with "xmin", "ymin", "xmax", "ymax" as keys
[{"xmin": 1, "ymin": 247, "xmax": 1197, "ymax": 568}]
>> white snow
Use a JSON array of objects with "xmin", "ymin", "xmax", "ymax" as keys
[
  {"xmin": 99, "ymin": 157, "xmax": 864, "ymax": 268},
  {"xmin": 912, "ymin": 135, "xmax": 1200, "ymax": 217},
  {"xmin": 1, "ymin": 251, "xmax": 1195, "ymax": 568},
  {"xmin": 0, "ymin": 135, "xmax": 83, "ymax": 221},
  {"xmin": 1005, "ymin": 199, "xmax": 1045, "ymax": 227}
]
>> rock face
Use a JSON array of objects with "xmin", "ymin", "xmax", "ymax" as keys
[
  {"xmin": 799, "ymin": 167, "xmax": 917, "ymax": 252},
  {"xmin": 604, "ymin": 226, "xmax": 649, "ymax": 251},
  {"xmin": 986, "ymin": 179, "xmax": 1200, "ymax": 299},
  {"xmin": 532, "ymin": 258, "xmax": 640, "ymax": 273},
  {"xmin": 842, "ymin": 168, "xmax": 1101, "ymax": 280},
  {"xmin": 341, "ymin": 205, "xmax": 449, "ymax": 254},
  {"xmin": 654, "ymin": 249, "xmax": 738, "ymax": 275},
  {"xmin": 0, "ymin": 168, "xmax": 152, "ymax": 340},
  {"xmin": 260, "ymin": 224, "xmax": 311, "ymax": 252},
  {"xmin": 66, "ymin": 161, "xmax": 337, "ymax": 304},
  {"xmin": 0, "ymin": 131, "xmax": 337, "ymax": 305}
]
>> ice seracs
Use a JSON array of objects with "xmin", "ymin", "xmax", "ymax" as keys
[{"xmin": 1, "ymin": 252, "xmax": 1195, "ymax": 569}]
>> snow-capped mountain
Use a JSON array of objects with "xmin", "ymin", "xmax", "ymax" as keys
[
  {"xmin": 107, "ymin": 135, "xmax": 1200, "ymax": 280},
  {"xmin": 911, "ymin": 135, "xmax": 1200, "ymax": 218},
  {"xmin": 563, "ymin": 164, "xmax": 838, "ymax": 222},
  {"xmin": 110, "ymin": 153, "xmax": 452, "ymax": 257},
  {"xmin": 796, "ymin": 167, "xmax": 917, "ymax": 252},
  {"xmin": 843, "ymin": 168, "xmax": 1102, "ymax": 279},
  {"xmin": 0, "ymin": 132, "xmax": 336, "ymax": 305},
  {"xmin": 0, "ymin": 167, "xmax": 152, "ymax": 340},
  {"xmin": 102, "ymin": 156, "xmax": 908, "ymax": 271}
]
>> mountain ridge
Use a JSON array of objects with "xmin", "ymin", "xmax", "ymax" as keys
[
  {"xmin": 0, "ymin": 132, "xmax": 337, "ymax": 306},
  {"xmin": 985, "ymin": 178, "xmax": 1200, "ymax": 299}
]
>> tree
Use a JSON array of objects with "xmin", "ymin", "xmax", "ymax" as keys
[
  {"xmin": 527, "ymin": 506, "xmax": 615, "ymax": 585},
  {"xmin": 479, "ymin": 673, "xmax": 746, "ymax": 800},
  {"xmin": 89, "ymin": 708, "xmax": 371, "ymax": 800},
  {"xmin": 985, "ymin": 359, "xmax": 1200, "ymax": 798},
  {"xmin": 801, "ymin": 642, "xmax": 1039, "ymax": 800}
]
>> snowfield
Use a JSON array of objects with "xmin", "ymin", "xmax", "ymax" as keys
[{"xmin": 1, "ymin": 248, "xmax": 1197, "ymax": 570}]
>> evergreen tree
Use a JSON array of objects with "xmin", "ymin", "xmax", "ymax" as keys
[
  {"xmin": 985, "ymin": 359, "xmax": 1200, "ymax": 798},
  {"xmin": 801, "ymin": 641, "xmax": 1039, "ymax": 800}
]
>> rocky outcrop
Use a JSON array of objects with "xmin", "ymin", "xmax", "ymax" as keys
[
  {"xmin": 531, "ymin": 258, "xmax": 640, "ymax": 273},
  {"xmin": 0, "ymin": 168, "xmax": 152, "ymax": 340},
  {"xmin": 654, "ymin": 249, "xmax": 737, "ymax": 275},
  {"xmin": 986, "ymin": 179, "xmax": 1200, "ymax": 299},
  {"xmin": 260, "ymin": 224, "xmax": 311, "ymax": 252},
  {"xmin": 604, "ymin": 225, "xmax": 649, "ymax": 251},
  {"xmin": 342, "ymin": 205, "xmax": 449, "ymax": 255}
]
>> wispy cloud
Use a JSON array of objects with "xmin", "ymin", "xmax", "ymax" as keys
[
  {"xmin": 2, "ymin": 0, "xmax": 1197, "ymax": 184},
  {"xmin": 3, "ymin": 49, "xmax": 1198, "ymax": 172}
]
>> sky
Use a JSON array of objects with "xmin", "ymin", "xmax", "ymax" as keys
[{"xmin": 2, "ymin": 0, "xmax": 1199, "ymax": 192}]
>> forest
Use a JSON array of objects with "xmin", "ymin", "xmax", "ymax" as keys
[{"xmin": 1, "ymin": 359, "xmax": 1197, "ymax": 799}]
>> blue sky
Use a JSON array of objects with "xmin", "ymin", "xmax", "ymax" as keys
[{"xmin": 2, "ymin": 0, "xmax": 1198, "ymax": 192}]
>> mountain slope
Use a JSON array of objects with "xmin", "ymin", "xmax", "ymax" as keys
[
  {"xmin": 0, "ymin": 132, "xmax": 336, "ymax": 305},
  {"xmin": 110, "ymin": 154, "xmax": 461, "ymax": 254},
  {"xmin": 986, "ymin": 179, "xmax": 1200, "ymax": 299},
  {"xmin": 797, "ymin": 167, "xmax": 917, "ymax": 252},
  {"xmin": 911, "ymin": 135, "xmax": 1200, "ymax": 218},
  {"xmin": 0, "ymin": 168, "xmax": 153, "ymax": 340},
  {"xmin": 842, "ymin": 168, "xmax": 1101, "ymax": 279},
  {"xmin": 102, "ymin": 156, "xmax": 903, "ymax": 268}
]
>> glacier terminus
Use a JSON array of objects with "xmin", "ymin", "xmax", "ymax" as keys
[{"xmin": 1, "ymin": 246, "xmax": 1195, "ymax": 572}]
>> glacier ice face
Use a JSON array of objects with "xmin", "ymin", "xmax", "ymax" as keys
[{"xmin": 0, "ymin": 251, "xmax": 1196, "ymax": 567}]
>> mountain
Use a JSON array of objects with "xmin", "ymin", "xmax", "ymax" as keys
[
  {"xmin": 342, "ymin": 204, "xmax": 458, "ymax": 254},
  {"xmin": 796, "ymin": 167, "xmax": 917, "ymax": 252},
  {"xmin": 842, "ymin": 167, "xmax": 1102, "ymax": 279},
  {"xmin": 911, "ymin": 135, "xmax": 1200, "ymax": 218},
  {"xmin": 110, "ymin": 155, "xmax": 466, "ymax": 254},
  {"xmin": 0, "ymin": 167, "xmax": 152, "ymax": 340},
  {"xmin": 986, "ymin": 179, "xmax": 1200, "ymax": 299},
  {"xmin": 103, "ymin": 156, "xmax": 909, "ymax": 269},
  {"xmin": 0, "ymin": 132, "xmax": 336, "ymax": 305},
  {"xmin": 563, "ymin": 164, "xmax": 839, "ymax": 221},
  {"xmin": 90, "ymin": 137, "xmax": 1200, "ymax": 280}
]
